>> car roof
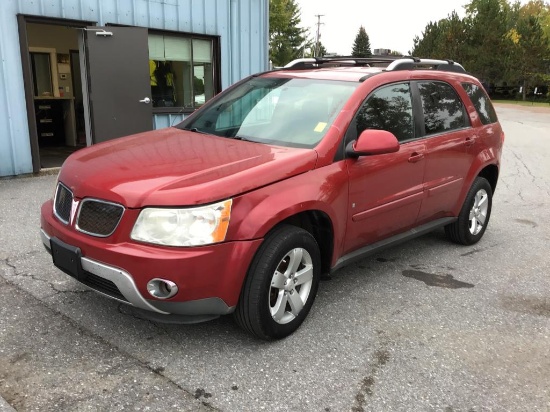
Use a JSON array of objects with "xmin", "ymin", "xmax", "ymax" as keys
[{"xmin": 263, "ymin": 67, "xmax": 384, "ymax": 82}]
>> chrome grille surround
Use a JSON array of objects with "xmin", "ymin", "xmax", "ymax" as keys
[
  {"xmin": 76, "ymin": 198, "xmax": 125, "ymax": 237},
  {"xmin": 53, "ymin": 183, "xmax": 73, "ymax": 224}
]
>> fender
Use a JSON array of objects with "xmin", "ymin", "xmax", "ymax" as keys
[
  {"xmin": 453, "ymin": 145, "xmax": 501, "ymax": 216},
  {"xmin": 226, "ymin": 161, "xmax": 349, "ymax": 264}
]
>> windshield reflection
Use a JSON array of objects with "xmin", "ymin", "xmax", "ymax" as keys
[{"xmin": 179, "ymin": 77, "xmax": 358, "ymax": 149}]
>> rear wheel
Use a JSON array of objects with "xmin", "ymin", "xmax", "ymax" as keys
[
  {"xmin": 234, "ymin": 225, "xmax": 321, "ymax": 340},
  {"xmin": 445, "ymin": 176, "xmax": 492, "ymax": 245}
]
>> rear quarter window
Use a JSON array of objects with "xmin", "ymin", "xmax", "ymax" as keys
[{"xmin": 462, "ymin": 83, "xmax": 498, "ymax": 125}]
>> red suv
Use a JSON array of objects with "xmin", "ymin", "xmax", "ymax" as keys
[{"xmin": 41, "ymin": 57, "xmax": 504, "ymax": 340}]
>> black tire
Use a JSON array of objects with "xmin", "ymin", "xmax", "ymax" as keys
[
  {"xmin": 234, "ymin": 224, "xmax": 321, "ymax": 340},
  {"xmin": 445, "ymin": 176, "xmax": 493, "ymax": 245}
]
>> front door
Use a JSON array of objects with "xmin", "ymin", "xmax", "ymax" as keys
[
  {"xmin": 343, "ymin": 82, "xmax": 425, "ymax": 254},
  {"xmin": 82, "ymin": 26, "xmax": 153, "ymax": 144},
  {"xmin": 345, "ymin": 140, "xmax": 426, "ymax": 254}
]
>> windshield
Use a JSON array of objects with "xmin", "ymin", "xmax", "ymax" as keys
[{"xmin": 178, "ymin": 77, "xmax": 358, "ymax": 149}]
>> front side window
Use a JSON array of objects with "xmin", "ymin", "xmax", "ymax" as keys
[
  {"xmin": 418, "ymin": 81, "xmax": 468, "ymax": 135},
  {"xmin": 355, "ymin": 83, "xmax": 414, "ymax": 142},
  {"xmin": 179, "ymin": 77, "xmax": 358, "ymax": 149},
  {"xmin": 148, "ymin": 34, "xmax": 215, "ymax": 109},
  {"xmin": 462, "ymin": 83, "xmax": 498, "ymax": 125}
]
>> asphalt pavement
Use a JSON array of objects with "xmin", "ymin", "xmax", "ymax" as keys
[{"xmin": 1, "ymin": 104, "xmax": 549, "ymax": 411}]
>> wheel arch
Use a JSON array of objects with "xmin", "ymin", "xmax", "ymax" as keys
[
  {"xmin": 477, "ymin": 163, "xmax": 499, "ymax": 194},
  {"xmin": 273, "ymin": 210, "xmax": 334, "ymax": 276}
]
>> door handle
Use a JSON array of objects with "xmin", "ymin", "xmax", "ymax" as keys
[
  {"xmin": 139, "ymin": 97, "xmax": 151, "ymax": 104},
  {"xmin": 465, "ymin": 136, "xmax": 475, "ymax": 147},
  {"xmin": 408, "ymin": 153, "xmax": 424, "ymax": 163}
]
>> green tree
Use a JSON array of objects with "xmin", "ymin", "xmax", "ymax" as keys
[
  {"xmin": 315, "ymin": 41, "xmax": 327, "ymax": 57},
  {"xmin": 269, "ymin": 0, "xmax": 309, "ymax": 66},
  {"xmin": 520, "ymin": 0, "xmax": 550, "ymax": 41},
  {"xmin": 352, "ymin": 26, "xmax": 372, "ymax": 57},
  {"xmin": 412, "ymin": 21, "xmax": 445, "ymax": 57},
  {"xmin": 464, "ymin": 0, "xmax": 512, "ymax": 83},
  {"xmin": 412, "ymin": 12, "xmax": 469, "ymax": 62},
  {"xmin": 508, "ymin": 11, "xmax": 549, "ymax": 99}
]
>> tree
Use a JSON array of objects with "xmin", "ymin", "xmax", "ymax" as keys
[
  {"xmin": 520, "ymin": 0, "xmax": 550, "ymax": 41},
  {"xmin": 412, "ymin": 21, "xmax": 445, "ymax": 58},
  {"xmin": 411, "ymin": 12, "xmax": 469, "ymax": 62},
  {"xmin": 314, "ymin": 41, "xmax": 327, "ymax": 57},
  {"xmin": 269, "ymin": 0, "xmax": 309, "ymax": 66},
  {"xmin": 464, "ymin": 0, "xmax": 512, "ymax": 84},
  {"xmin": 352, "ymin": 26, "xmax": 372, "ymax": 57},
  {"xmin": 508, "ymin": 12, "xmax": 549, "ymax": 99}
]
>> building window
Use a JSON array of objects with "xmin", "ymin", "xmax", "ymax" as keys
[{"xmin": 148, "ymin": 34, "xmax": 215, "ymax": 110}]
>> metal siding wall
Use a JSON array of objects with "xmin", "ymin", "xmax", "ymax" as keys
[
  {"xmin": 0, "ymin": 2, "xmax": 33, "ymax": 176},
  {"xmin": 1, "ymin": 0, "xmax": 268, "ymax": 176}
]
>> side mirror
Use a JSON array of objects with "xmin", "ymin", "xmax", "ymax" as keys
[{"xmin": 346, "ymin": 129, "xmax": 400, "ymax": 158}]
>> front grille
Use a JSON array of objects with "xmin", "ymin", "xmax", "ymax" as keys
[
  {"xmin": 82, "ymin": 272, "xmax": 128, "ymax": 302},
  {"xmin": 54, "ymin": 183, "xmax": 73, "ymax": 224},
  {"xmin": 77, "ymin": 199, "xmax": 124, "ymax": 237}
]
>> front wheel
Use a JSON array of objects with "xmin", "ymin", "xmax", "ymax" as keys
[
  {"xmin": 445, "ymin": 176, "xmax": 493, "ymax": 245},
  {"xmin": 234, "ymin": 225, "xmax": 321, "ymax": 340}
]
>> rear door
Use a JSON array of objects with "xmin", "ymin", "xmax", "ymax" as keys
[
  {"xmin": 82, "ymin": 26, "xmax": 153, "ymax": 144},
  {"xmin": 344, "ymin": 82, "xmax": 426, "ymax": 254},
  {"xmin": 413, "ymin": 80, "xmax": 474, "ymax": 224}
]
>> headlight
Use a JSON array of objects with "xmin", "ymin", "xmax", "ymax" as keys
[{"xmin": 130, "ymin": 199, "xmax": 232, "ymax": 247}]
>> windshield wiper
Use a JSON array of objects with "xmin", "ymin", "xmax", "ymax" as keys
[
  {"xmin": 232, "ymin": 135, "xmax": 257, "ymax": 142},
  {"xmin": 184, "ymin": 127, "xmax": 208, "ymax": 134}
]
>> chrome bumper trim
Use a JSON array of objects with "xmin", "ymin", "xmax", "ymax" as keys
[{"xmin": 40, "ymin": 229, "xmax": 168, "ymax": 314}]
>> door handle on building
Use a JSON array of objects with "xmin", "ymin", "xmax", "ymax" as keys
[{"xmin": 139, "ymin": 97, "xmax": 151, "ymax": 104}]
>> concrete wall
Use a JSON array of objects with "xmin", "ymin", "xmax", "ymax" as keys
[{"xmin": 0, "ymin": 0, "xmax": 269, "ymax": 176}]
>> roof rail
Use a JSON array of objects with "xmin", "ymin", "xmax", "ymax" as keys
[
  {"xmin": 386, "ymin": 58, "xmax": 466, "ymax": 73},
  {"xmin": 284, "ymin": 56, "xmax": 398, "ymax": 69},
  {"xmin": 283, "ymin": 56, "xmax": 466, "ymax": 73}
]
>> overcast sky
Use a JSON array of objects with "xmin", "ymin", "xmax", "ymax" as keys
[{"xmin": 296, "ymin": 0, "xmax": 528, "ymax": 56}]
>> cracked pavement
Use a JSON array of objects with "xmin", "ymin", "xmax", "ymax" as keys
[{"xmin": 1, "ymin": 104, "xmax": 549, "ymax": 411}]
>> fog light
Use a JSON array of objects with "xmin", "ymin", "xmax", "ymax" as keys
[{"xmin": 147, "ymin": 278, "xmax": 178, "ymax": 299}]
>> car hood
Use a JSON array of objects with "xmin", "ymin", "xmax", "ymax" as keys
[{"xmin": 58, "ymin": 128, "xmax": 318, "ymax": 208}]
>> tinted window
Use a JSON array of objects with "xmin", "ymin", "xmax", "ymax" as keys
[
  {"xmin": 462, "ymin": 83, "xmax": 498, "ymax": 125},
  {"xmin": 356, "ymin": 83, "xmax": 414, "ymax": 142},
  {"xmin": 418, "ymin": 82, "xmax": 467, "ymax": 135}
]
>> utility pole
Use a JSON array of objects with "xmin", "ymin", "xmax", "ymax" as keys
[{"xmin": 314, "ymin": 14, "xmax": 324, "ymax": 57}]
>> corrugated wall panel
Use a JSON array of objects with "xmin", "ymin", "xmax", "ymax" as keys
[
  {"xmin": 0, "ymin": 2, "xmax": 33, "ymax": 176},
  {"xmin": 1, "ymin": 0, "xmax": 268, "ymax": 176}
]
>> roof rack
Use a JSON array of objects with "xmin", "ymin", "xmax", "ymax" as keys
[
  {"xmin": 283, "ymin": 56, "xmax": 466, "ymax": 73},
  {"xmin": 283, "ymin": 56, "xmax": 398, "ymax": 69}
]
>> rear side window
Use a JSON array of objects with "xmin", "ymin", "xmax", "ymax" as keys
[
  {"xmin": 355, "ymin": 83, "xmax": 414, "ymax": 142},
  {"xmin": 418, "ymin": 81, "xmax": 468, "ymax": 135},
  {"xmin": 462, "ymin": 83, "xmax": 498, "ymax": 125}
]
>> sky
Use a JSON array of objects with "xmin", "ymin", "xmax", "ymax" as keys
[{"xmin": 295, "ymin": 0, "xmax": 528, "ymax": 56}]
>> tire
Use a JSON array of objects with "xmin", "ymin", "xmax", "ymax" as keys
[
  {"xmin": 234, "ymin": 225, "xmax": 321, "ymax": 340},
  {"xmin": 445, "ymin": 176, "xmax": 493, "ymax": 245}
]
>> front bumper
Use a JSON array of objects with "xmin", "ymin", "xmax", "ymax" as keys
[{"xmin": 41, "ymin": 200, "xmax": 262, "ymax": 320}]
